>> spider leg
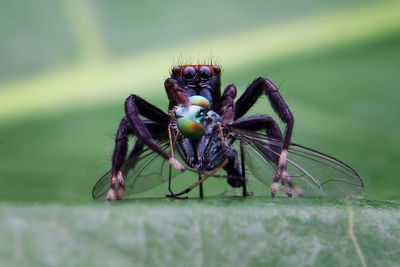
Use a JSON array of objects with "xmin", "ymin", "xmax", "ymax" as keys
[
  {"xmin": 223, "ymin": 147, "xmax": 245, "ymax": 188},
  {"xmin": 125, "ymin": 94, "xmax": 185, "ymax": 171},
  {"xmin": 232, "ymin": 115, "xmax": 285, "ymax": 196},
  {"xmin": 108, "ymin": 116, "xmax": 131, "ymax": 201},
  {"xmin": 234, "ymin": 78, "xmax": 295, "ymax": 197},
  {"xmin": 216, "ymin": 84, "xmax": 248, "ymax": 193},
  {"xmin": 231, "ymin": 115, "xmax": 283, "ymax": 161},
  {"xmin": 234, "ymin": 78, "xmax": 293, "ymax": 149},
  {"xmin": 109, "ymin": 120, "xmax": 169, "ymax": 201},
  {"xmin": 231, "ymin": 115, "xmax": 283, "ymax": 141},
  {"xmin": 164, "ymin": 78, "xmax": 191, "ymax": 109},
  {"xmin": 218, "ymin": 84, "xmax": 237, "ymax": 123},
  {"xmin": 107, "ymin": 96, "xmax": 177, "ymax": 201},
  {"xmin": 215, "ymin": 122, "xmax": 246, "ymax": 189}
]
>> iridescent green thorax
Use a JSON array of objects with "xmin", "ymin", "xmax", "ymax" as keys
[{"xmin": 176, "ymin": 96, "xmax": 211, "ymax": 139}]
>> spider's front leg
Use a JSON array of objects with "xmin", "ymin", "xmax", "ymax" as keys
[
  {"xmin": 234, "ymin": 78, "xmax": 296, "ymax": 197},
  {"xmin": 107, "ymin": 95, "xmax": 184, "ymax": 201},
  {"xmin": 125, "ymin": 94, "xmax": 185, "ymax": 171}
]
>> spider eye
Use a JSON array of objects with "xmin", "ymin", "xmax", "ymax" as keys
[
  {"xmin": 182, "ymin": 66, "xmax": 196, "ymax": 80},
  {"xmin": 171, "ymin": 66, "xmax": 181, "ymax": 76},
  {"xmin": 212, "ymin": 65, "xmax": 221, "ymax": 75},
  {"xmin": 199, "ymin": 66, "xmax": 212, "ymax": 79}
]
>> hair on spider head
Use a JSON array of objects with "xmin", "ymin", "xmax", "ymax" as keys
[{"xmin": 170, "ymin": 55, "xmax": 222, "ymax": 76}]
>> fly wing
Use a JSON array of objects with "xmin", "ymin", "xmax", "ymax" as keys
[
  {"xmin": 92, "ymin": 170, "xmax": 112, "ymax": 200},
  {"xmin": 231, "ymin": 128, "xmax": 364, "ymax": 198},
  {"xmin": 288, "ymin": 144, "xmax": 363, "ymax": 198},
  {"xmin": 92, "ymin": 139, "xmax": 182, "ymax": 200}
]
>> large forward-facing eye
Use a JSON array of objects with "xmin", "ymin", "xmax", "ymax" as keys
[
  {"xmin": 182, "ymin": 66, "xmax": 196, "ymax": 80},
  {"xmin": 199, "ymin": 66, "xmax": 212, "ymax": 79}
]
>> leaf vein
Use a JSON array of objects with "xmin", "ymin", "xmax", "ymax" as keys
[{"xmin": 347, "ymin": 206, "xmax": 367, "ymax": 267}]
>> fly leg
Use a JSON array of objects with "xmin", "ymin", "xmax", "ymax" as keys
[
  {"xmin": 216, "ymin": 123, "xmax": 246, "ymax": 189},
  {"xmin": 165, "ymin": 123, "xmax": 243, "ymax": 198},
  {"xmin": 198, "ymin": 174, "xmax": 204, "ymax": 198},
  {"xmin": 166, "ymin": 159, "xmax": 229, "ymax": 197},
  {"xmin": 234, "ymin": 79, "xmax": 295, "ymax": 197},
  {"xmin": 166, "ymin": 125, "xmax": 188, "ymax": 199},
  {"xmin": 240, "ymin": 144, "xmax": 248, "ymax": 196}
]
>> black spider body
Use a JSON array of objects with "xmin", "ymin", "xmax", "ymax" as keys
[
  {"xmin": 169, "ymin": 65, "xmax": 221, "ymax": 110},
  {"xmin": 92, "ymin": 65, "xmax": 363, "ymax": 201}
]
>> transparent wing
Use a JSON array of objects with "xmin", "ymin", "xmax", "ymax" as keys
[
  {"xmin": 92, "ymin": 140, "xmax": 183, "ymax": 200},
  {"xmin": 231, "ymin": 128, "xmax": 364, "ymax": 198},
  {"xmin": 93, "ymin": 128, "xmax": 364, "ymax": 200}
]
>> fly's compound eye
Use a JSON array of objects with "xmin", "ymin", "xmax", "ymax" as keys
[
  {"xmin": 177, "ymin": 118, "xmax": 205, "ymax": 139},
  {"xmin": 199, "ymin": 66, "xmax": 212, "ymax": 79},
  {"xmin": 188, "ymin": 95, "xmax": 210, "ymax": 110},
  {"xmin": 171, "ymin": 66, "xmax": 181, "ymax": 77},
  {"xmin": 177, "ymin": 105, "xmax": 206, "ymax": 139},
  {"xmin": 182, "ymin": 66, "xmax": 196, "ymax": 80},
  {"xmin": 212, "ymin": 65, "xmax": 221, "ymax": 75}
]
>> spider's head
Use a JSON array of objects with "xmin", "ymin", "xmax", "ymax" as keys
[{"xmin": 169, "ymin": 65, "xmax": 221, "ymax": 106}]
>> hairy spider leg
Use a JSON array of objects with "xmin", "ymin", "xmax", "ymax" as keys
[
  {"xmin": 108, "ymin": 95, "xmax": 172, "ymax": 201},
  {"xmin": 231, "ymin": 115, "xmax": 303, "ymax": 196},
  {"xmin": 231, "ymin": 115, "xmax": 283, "ymax": 196},
  {"xmin": 215, "ymin": 85, "xmax": 246, "ymax": 189},
  {"xmin": 233, "ymin": 78, "xmax": 295, "ymax": 197},
  {"xmin": 218, "ymin": 84, "xmax": 237, "ymax": 124}
]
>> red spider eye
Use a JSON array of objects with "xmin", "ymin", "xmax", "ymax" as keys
[
  {"xmin": 212, "ymin": 65, "xmax": 221, "ymax": 75},
  {"xmin": 199, "ymin": 66, "xmax": 212, "ymax": 79},
  {"xmin": 171, "ymin": 66, "xmax": 181, "ymax": 76},
  {"xmin": 182, "ymin": 66, "xmax": 196, "ymax": 80}
]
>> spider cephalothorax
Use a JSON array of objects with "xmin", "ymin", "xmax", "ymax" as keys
[{"xmin": 168, "ymin": 65, "xmax": 221, "ymax": 110}]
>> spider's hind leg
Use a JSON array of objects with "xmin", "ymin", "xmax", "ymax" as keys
[
  {"xmin": 231, "ymin": 115, "xmax": 301, "ymax": 197},
  {"xmin": 233, "ymin": 78, "xmax": 295, "ymax": 197},
  {"xmin": 224, "ymin": 148, "xmax": 246, "ymax": 189}
]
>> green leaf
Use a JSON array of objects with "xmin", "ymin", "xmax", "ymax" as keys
[{"xmin": 1, "ymin": 198, "xmax": 399, "ymax": 266}]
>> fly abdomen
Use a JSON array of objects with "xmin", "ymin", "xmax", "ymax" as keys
[{"xmin": 176, "ymin": 136, "xmax": 195, "ymax": 167}]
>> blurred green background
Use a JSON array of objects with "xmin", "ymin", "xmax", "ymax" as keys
[{"xmin": 0, "ymin": 0, "xmax": 399, "ymax": 202}]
